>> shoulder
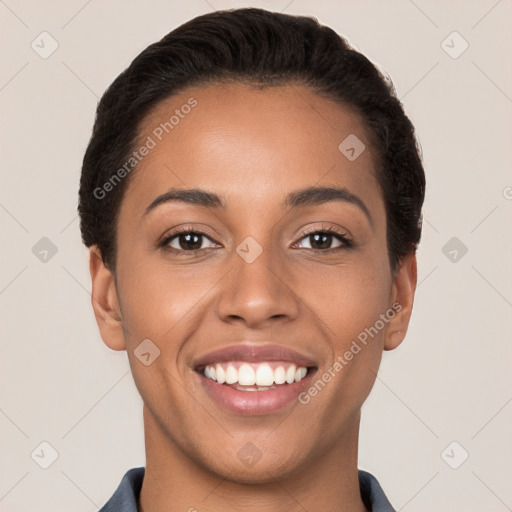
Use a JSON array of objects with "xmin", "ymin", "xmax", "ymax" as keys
[
  {"xmin": 98, "ymin": 467, "xmax": 145, "ymax": 512},
  {"xmin": 358, "ymin": 469, "xmax": 396, "ymax": 512}
]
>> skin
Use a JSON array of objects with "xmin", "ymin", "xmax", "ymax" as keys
[{"xmin": 89, "ymin": 82, "xmax": 417, "ymax": 512}]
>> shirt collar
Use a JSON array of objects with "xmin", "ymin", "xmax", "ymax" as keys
[{"xmin": 99, "ymin": 467, "xmax": 396, "ymax": 512}]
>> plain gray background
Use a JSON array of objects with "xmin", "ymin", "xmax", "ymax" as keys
[{"xmin": 1, "ymin": 0, "xmax": 511, "ymax": 510}]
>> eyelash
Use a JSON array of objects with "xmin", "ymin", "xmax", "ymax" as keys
[{"xmin": 158, "ymin": 225, "xmax": 353, "ymax": 255}]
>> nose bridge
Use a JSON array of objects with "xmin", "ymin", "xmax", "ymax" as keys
[{"xmin": 216, "ymin": 234, "xmax": 299, "ymax": 326}]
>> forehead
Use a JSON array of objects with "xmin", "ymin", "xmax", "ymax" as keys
[{"xmin": 124, "ymin": 82, "xmax": 382, "ymax": 215}]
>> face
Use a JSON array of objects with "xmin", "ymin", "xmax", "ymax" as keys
[{"xmin": 90, "ymin": 82, "xmax": 416, "ymax": 483}]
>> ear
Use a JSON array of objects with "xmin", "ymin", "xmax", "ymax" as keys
[
  {"xmin": 384, "ymin": 252, "xmax": 418, "ymax": 351},
  {"xmin": 89, "ymin": 246, "xmax": 126, "ymax": 351}
]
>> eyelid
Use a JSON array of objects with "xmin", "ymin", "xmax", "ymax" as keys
[
  {"xmin": 158, "ymin": 226, "xmax": 221, "ymax": 254},
  {"xmin": 293, "ymin": 224, "xmax": 353, "ymax": 250},
  {"xmin": 159, "ymin": 225, "xmax": 218, "ymax": 244},
  {"xmin": 299, "ymin": 224, "xmax": 351, "ymax": 239}
]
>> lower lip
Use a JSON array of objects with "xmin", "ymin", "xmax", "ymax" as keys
[{"xmin": 197, "ymin": 370, "xmax": 316, "ymax": 416}]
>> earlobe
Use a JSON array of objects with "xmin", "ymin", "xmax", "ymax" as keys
[
  {"xmin": 89, "ymin": 246, "xmax": 126, "ymax": 351},
  {"xmin": 384, "ymin": 253, "xmax": 417, "ymax": 351}
]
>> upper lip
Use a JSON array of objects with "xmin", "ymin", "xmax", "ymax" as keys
[{"xmin": 193, "ymin": 343, "xmax": 318, "ymax": 370}]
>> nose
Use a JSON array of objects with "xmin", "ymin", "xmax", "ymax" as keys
[{"xmin": 215, "ymin": 240, "xmax": 300, "ymax": 329}]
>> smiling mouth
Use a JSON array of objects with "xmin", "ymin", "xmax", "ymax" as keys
[
  {"xmin": 199, "ymin": 360, "xmax": 312, "ymax": 390},
  {"xmin": 195, "ymin": 360, "xmax": 317, "ymax": 415},
  {"xmin": 192, "ymin": 343, "xmax": 318, "ymax": 414}
]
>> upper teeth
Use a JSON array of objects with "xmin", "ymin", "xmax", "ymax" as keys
[{"xmin": 204, "ymin": 362, "xmax": 308, "ymax": 386}]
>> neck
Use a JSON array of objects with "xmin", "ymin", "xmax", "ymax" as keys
[{"xmin": 138, "ymin": 405, "xmax": 368, "ymax": 512}]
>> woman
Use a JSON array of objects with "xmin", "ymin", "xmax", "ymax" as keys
[{"xmin": 79, "ymin": 7, "xmax": 425, "ymax": 512}]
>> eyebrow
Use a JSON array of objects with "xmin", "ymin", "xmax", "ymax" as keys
[
  {"xmin": 144, "ymin": 189, "xmax": 224, "ymax": 215},
  {"xmin": 143, "ymin": 186, "xmax": 371, "ymax": 223},
  {"xmin": 285, "ymin": 186, "xmax": 371, "ymax": 222}
]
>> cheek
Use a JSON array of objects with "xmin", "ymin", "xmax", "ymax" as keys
[
  {"xmin": 297, "ymin": 264, "xmax": 391, "ymax": 417},
  {"xmin": 297, "ymin": 257, "xmax": 392, "ymax": 347},
  {"xmin": 116, "ymin": 254, "xmax": 210, "ymax": 342},
  {"xmin": 114, "ymin": 260, "xmax": 203, "ymax": 413}
]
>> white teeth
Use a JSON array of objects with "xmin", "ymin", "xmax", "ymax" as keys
[
  {"xmin": 286, "ymin": 365, "xmax": 296, "ymax": 384},
  {"xmin": 238, "ymin": 363, "xmax": 255, "ymax": 385},
  {"xmin": 225, "ymin": 365, "xmax": 238, "ymax": 384},
  {"xmin": 202, "ymin": 361, "xmax": 309, "ymax": 386},
  {"xmin": 294, "ymin": 367, "xmax": 307, "ymax": 382},
  {"xmin": 216, "ymin": 364, "xmax": 225, "ymax": 384},
  {"xmin": 274, "ymin": 366, "xmax": 286, "ymax": 384},
  {"xmin": 255, "ymin": 363, "xmax": 274, "ymax": 386}
]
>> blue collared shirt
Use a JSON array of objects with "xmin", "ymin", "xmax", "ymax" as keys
[{"xmin": 99, "ymin": 467, "xmax": 396, "ymax": 511}]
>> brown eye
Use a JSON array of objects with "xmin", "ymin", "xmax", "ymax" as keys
[
  {"xmin": 174, "ymin": 232, "xmax": 203, "ymax": 251},
  {"xmin": 296, "ymin": 229, "xmax": 351, "ymax": 251},
  {"xmin": 161, "ymin": 230, "xmax": 219, "ymax": 253},
  {"xmin": 308, "ymin": 233, "xmax": 338, "ymax": 250}
]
